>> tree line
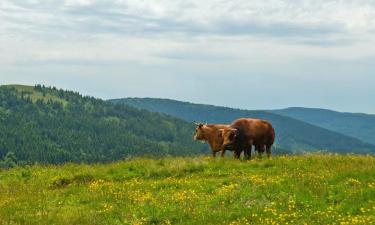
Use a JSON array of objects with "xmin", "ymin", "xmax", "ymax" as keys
[{"xmin": 0, "ymin": 85, "xmax": 206, "ymax": 167}]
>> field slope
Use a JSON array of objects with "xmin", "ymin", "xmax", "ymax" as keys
[{"xmin": 0, "ymin": 154, "xmax": 374, "ymax": 224}]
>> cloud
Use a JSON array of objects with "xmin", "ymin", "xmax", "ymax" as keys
[
  {"xmin": 2, "ymin": 0, "xmax": 375, "ymax": 39},
  {"xmin": 1, "ymin": 0, "xmax": 375, "ymax": 113},
  {"xmin": 1, "ymin": 0, "xmax": 374, "ymax": 69}
]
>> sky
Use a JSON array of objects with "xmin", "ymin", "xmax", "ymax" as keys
[{"xmin": 1, "ymin": 0, "xmax": 375, "ymax": 113}]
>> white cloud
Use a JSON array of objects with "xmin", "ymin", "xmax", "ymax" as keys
[{"xmin": 2, "ymin": 0, "xmax": 375, "ymax": 37}]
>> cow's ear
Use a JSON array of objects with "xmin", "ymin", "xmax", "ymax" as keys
[{"xmin": 194, "ymin": 121, "xmax": 203, "ymax": 128}]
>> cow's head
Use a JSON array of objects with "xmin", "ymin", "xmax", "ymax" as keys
[
  {"xmin": 219, "ymin": 128, "xmax": 238, "ymax": 148},
  {"xmin": 193, "ymin": 123, "xmax": 206, "ymax": 141}
]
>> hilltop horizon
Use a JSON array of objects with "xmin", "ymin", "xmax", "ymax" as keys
[
  {"xmin": 3, "ymin": 83, "xmax": 375, "ymax": 115},
  {"xmin": 112, "ymin": 96, "xmax": 375, "ymax": 116}
]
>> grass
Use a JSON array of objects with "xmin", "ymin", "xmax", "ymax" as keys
[
  {"xmin": 0, "ymin": 154, "xmax": 374, "ymax": 224},
  {"xmin": 2, "ymin": 84, "xmax": 67, "ymax": 106}
]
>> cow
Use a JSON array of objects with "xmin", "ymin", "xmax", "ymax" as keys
[
  {"xmin": 220, "ymin": 118, "xmax": 275, "ymax": 160},
  {"xmin": 193, "ymin": 123, "xmax": 234, "ymax": 157}
]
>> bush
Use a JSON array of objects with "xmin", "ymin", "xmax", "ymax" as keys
[{"xmin": 0, "ymin": 151, "xmax": 18, "ymax": 169}]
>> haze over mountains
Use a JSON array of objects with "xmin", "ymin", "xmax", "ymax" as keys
[{"xmin": 111, "ymin": 98, "xmax": 375, "ymax": 154}]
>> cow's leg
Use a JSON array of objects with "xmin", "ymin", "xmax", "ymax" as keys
[
  {"xmin": 266, "ymin": 145, "xmax": 272, "ymax": 158},
  {"xmin": 257, "ymin": 145, "xmax": 264, "ymax": 158},
  {"xmin": 233, "ymin": 150, "xmax": 238, "ymax": 159},
  {"xmin": 234, "ymin": 149, "xmax": 241, "ymax": 159},
  {"xmin": 220, "ymin": 146, "xmax": 227, "ymax": 158},
  {"xmin": 245, "ymin": 140, "xmax": 253, "ymax": 160},
  {"xmin": 255, "ymin": 145, "xmax": 260, "ymax": 158},
  {"xmin": 244, "ymin": 146, "xmax": 252, "ymax": 160},
  {"xmin": 212, "ymin": 151, "xmax": 216, "ymax": 158},
  {"xmin": 244, "ymin": 149, "xmax": 248, "ymax": 160},
  {"xmin": 221, "ymin": 149, "xmax": 226, "ymax": 157}
]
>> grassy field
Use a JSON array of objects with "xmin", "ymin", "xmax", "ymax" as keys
[
  {"xmin": 0, "ymin": 154, "xmax": 374, "ymax": 225},
  {"xmin": 3, "ymin": 84, "xmax": 68, "ymax": 106}
]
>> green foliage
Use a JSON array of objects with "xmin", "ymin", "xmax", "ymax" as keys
[
  {"xmin": 111, "ymin": 98, "xmax": 375, "ymax": 154},
  {"xmin": 0, "ymin": 154, "xmax": 374, "ymax": 224},
  {"xmin": 0, "ymin": 151, "xmax": 17, "ymax": 169},
  {"xmin": 0, "ymin": 85, "xmax": 206, "ymax": 164}
]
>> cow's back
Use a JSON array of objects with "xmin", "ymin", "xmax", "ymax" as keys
[
  {"xmin": 231, "ymin": 118, "xmax": 274, "ymax": 145},
  {"xmin": 206, "ymin": 124, "xmax": 230, "ymax": 151}
]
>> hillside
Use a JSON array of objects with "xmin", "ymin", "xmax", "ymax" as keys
[
  {"xmin": 110, "ymin": 98, "xmax": 375, "ymax": 154},
  {"xmin": 0, "ymin": 85, "xmax": 206, "ymax": 164},
  {"xmin": 272, "ymin": 107, "xmax": 375, "ymax": 145},
  {"xmin": 0, "ymin": 154, "xmax": 374, "ymax": 224}
]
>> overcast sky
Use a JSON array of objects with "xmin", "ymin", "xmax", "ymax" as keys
[{"xmin": 1, "ymin": 0, "xmax": 375, "ymax": 113}]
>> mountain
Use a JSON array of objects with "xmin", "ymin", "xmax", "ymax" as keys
[
  {"xmin": 0, "ymin": 85, "xmax": 206, "ymax": 164},
  {"xmin": 271, "ymin": 107, "xmax": 375, "ymax": 145},
  {"xmin": 110, "ymin": 98, "xmax": 375, "ymax": 154}
]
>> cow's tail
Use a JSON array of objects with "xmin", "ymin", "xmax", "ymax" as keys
[
  {"xmin": 269, "ymin": 125, "xmax": 275, "ymax": 145},
  {"xmin": 266, "ymin": 125, "xmax": 275, "ymax": 158}
]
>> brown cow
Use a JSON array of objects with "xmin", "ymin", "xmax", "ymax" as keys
[
  {"xmin": 193, "ymin": 123, "xmax": 234, "ymax": 157},
  {"xmin": 220, "ymin": 118, "xmax": 275, "ymax": 160}
]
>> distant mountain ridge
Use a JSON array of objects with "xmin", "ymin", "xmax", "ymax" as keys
[
  {"xmin": 271, "ymin": 107, "xmax": 375, "ymax": 145},
  {"xmin": 110, "ymin": 97, "xmax": 375, "ymax": 154}
]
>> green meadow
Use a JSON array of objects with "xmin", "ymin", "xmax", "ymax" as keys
[{"xmin": 0, "ymin": 154, "xmax": 374, "ymax": 225}]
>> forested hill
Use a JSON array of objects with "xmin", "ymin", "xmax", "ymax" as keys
[
  {"xmin": 272, "ymin": 107, "xmax": 375, "ymax": 145},
  {"xmin": 0, "ymin": 85, "xmax": 206, "ymax": 165},
  {"xmin": 110, "ymin": 98, "xmax": 375, "ymax": 154}
]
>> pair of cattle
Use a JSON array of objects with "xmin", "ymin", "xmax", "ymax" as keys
[{"xmin": 193, "ymin": 118, "xmax": 275, "ymax": 160}]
